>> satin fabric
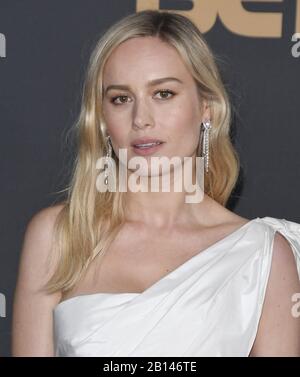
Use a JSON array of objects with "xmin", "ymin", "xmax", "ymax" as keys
[{"xmin": 53, "ymin": 217, "xmax": 300, "ymax": 356}]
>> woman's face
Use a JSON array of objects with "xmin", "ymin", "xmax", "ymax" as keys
[{"xmin": 102, "ymin": 36, "xmax": 210, "ymax": 175}]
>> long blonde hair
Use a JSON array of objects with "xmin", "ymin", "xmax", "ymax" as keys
[{"xmin": 45, "ymin": 10, "xmax": 240, "ymax": 294}]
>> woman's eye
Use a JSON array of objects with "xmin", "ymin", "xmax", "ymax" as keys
[
  {"xmin": 154, "ymin": 89, "xmax": 175, "ymax": 99},
  {"xmin": 110, "ymin": 90, "xmax": 175, "ymax": 105},
  {"xmin": 110, "ymin": 95, "xmax": 129, "ymax": 105}
]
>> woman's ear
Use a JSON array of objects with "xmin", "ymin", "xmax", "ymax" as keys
[{"xmin": 201, "ymin": 100, "xmax": 211, "ymax": 122}]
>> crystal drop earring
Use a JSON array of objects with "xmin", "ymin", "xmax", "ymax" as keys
[
  {"xmin": 104, "ymin": 135, "xmax": 112, "ymax": 186},
  {"xmin": 201, "ymin": 120, "xmax": 211, "ymax": 173}
]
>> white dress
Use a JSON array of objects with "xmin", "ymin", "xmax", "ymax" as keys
[{"xmin": 53, "ymin": 217, "xmax": 300, "ymax": 357}]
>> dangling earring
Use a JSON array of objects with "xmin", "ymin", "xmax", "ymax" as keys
[
  {"xmin": 201, "ymin": 120, "xmax": 211, "ymax": 173},
  {"xmin": 104, "ymin": 135, "xmax": 112, "ymax": 185}
]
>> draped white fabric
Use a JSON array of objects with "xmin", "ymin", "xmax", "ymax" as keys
[{"xmin": 53, "ymin": 217, "xmax": 300, "ymax": 357}]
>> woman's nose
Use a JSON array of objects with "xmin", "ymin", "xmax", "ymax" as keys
[{"xmin": 132, "ymin": 98, "xmax": 154, "ymax": 130}]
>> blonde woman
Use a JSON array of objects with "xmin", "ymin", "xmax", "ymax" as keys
[{"xmin": 12, "ymin": 10, "xmax": 300, "ymax": 357}]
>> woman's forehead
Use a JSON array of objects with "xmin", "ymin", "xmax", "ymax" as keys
[{"xmin": 102, "ymin": 39, "xmax": 191, "ymax": 87}]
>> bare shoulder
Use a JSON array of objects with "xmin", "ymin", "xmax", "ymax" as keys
[
  {"xmin": 201, "ymin": 195, "xmax": 252, "ymax": 229},
  {"xmin": 12, "ymin": 202, "xmax": 66, "ymax": 356},
  {"xmin": 266, "ymin": 232, "xmax": 300, "ymax": 301},
  {"xmin": 16, "ymin": 202, "xmax": 66, "ymax": 294},
  {"xmin": 212, "ymin": 209, "xmax": 252, "ymax": 230},
  {"xmin": 271, "ymin": 231, "xmax": 299, "ymax": 273},
  {"xmin": 26, "ymin": 202, "xmax": 65, "ymax": 237},
  {"xmin": 19, "ymin": 203, "xmax": 66, "ymax": 276},
  {"xmin": 250, "ymin": 231, "xmax": 300, "ymax": 356}
]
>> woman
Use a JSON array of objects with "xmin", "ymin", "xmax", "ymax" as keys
[{"xmin": 12, "ymin": 10, "xmax": 300, "ymax": 357}]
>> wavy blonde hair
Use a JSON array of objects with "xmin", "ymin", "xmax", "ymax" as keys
[{"xmin": 45, "ymin": 10, "xmax": 240, "ymax": 294}]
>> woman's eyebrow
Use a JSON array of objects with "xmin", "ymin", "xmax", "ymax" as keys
[{"xmin": 104, "ymin": 77, "xmax": 183, "ymax": 94}]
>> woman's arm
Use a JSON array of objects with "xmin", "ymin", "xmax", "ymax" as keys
[
  {"xmin": 11, "ymin": 205, "xmax": 64, "ymax": 356},
  {"xmin": 250, "ymin": 232, "xmax": 300, "ymax": 356}
]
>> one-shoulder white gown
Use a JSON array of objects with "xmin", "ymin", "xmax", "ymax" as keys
[{"xmin": 53, "ymin": 217, "xmax": 300, "ymax": 356}]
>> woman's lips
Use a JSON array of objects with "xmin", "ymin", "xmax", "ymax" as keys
[{"xmin": 131, "ymin": 142, "xmax": 165, "ymax": 156}]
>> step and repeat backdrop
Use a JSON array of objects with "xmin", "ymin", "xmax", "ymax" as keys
[{"xmin": 0, "ymin": 0, "xmax": 299, "ymax": 356}]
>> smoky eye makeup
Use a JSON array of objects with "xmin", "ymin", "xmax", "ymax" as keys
[{"xmin": 108, "ymin": 89, "xmax": 177, "ymax": 105}]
